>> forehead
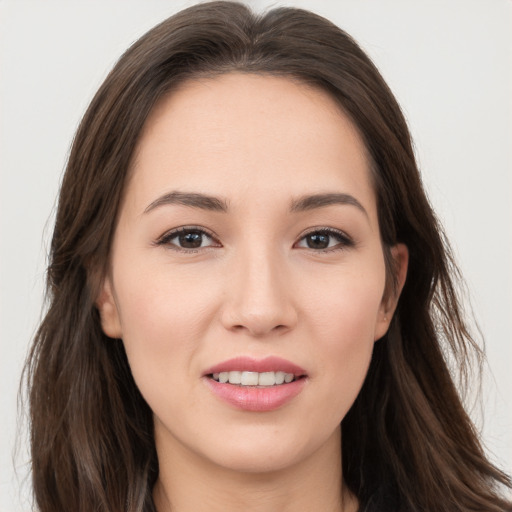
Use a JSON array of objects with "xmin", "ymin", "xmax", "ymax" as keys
[{"xmin": 128, "ymin": 73, "xmax": 375, "ymax": 215}]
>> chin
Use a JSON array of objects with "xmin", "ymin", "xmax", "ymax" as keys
[
  {"xmin": 197, "ymin": 423, "xmax": 340, "ymax": 475},
  {"xmin": 210, "ymin": 444, "xmax": 305, "ymax": 474}
]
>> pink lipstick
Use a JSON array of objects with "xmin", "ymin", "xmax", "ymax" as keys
[
  {"xmin": 203, "ymin": 356, "xmax": 307, "ymax": 412},
  {"xmin": 204, "ymin": 356, "xmax": 306, "ymax": 376}
]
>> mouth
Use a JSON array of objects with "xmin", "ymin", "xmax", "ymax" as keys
[
  {"xmin": 208, "ymin": 370, "xmax": 303, "ymax": 387},
  {"xmin": 203, "ymin": 356, "xmax": 307, "ymax": 383},
  {"xmin": 203, "ymin": 356, "xmax": 307, "ymax": 411}
]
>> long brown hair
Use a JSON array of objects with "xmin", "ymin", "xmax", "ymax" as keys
[{"xmin": 24, "ymin": 2, "xmax": 512, "ymax": 511}]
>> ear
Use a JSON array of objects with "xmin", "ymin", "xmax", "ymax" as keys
[
  {"xmin": 374, "ymin": 243, "xmax": 409, "ymax": 341},
  {"xmin": 96, "ymin": 276, "xmax": 122, "ymax": 339}
]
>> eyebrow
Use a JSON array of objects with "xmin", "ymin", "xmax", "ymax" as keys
[
  {"xmin": 290, "ymin": 193, "xmax": 368, "ymax": 217},
  {"xmin": 144, "ymin": 191, "xmax": 229, "ymax": 214},
  {"xmin": 143, "ymin": 190, "xmax": 367, "ymax": 217}
]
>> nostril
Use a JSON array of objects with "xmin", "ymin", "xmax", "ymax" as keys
[{"xmin": 220, "ymin": 296, "xmax": 298, "ymax": 336}]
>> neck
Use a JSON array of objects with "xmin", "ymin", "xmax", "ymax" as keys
[{"xmin": 153, "ymin": 425, "xmax": 357, "ymax": 512}]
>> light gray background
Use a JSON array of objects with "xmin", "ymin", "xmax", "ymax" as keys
[{"xmin": 1, "ymin": 1, "xmax": 511, "ymax": 510}]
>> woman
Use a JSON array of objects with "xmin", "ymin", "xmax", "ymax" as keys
[{"xmin": 23, "ymin": 2, "xmax": 512, "ymax": 511}]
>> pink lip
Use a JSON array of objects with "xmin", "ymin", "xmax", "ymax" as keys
[
  {"xmin": 203, "ymin": 356, "xmax": 307, "ymax": 376},
  {"xmin": 202, "ymin": 356, "xmax": 307, "ymax": 412},
  {"xmin": 204, "ymin": 378, "xmax": 306, "ymax": 412}
]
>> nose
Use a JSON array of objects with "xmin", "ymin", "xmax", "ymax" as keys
[{"xmin": 220, "ymin": 246, "xmax": 298, "ymax": 337}]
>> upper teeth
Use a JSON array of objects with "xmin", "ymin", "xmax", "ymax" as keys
[{"xmin": 212, "ymin": 371, "xmax": 295, "ymax": 386}]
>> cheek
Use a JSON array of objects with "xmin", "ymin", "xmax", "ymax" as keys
[
  {"xmin": 115, "ymin": 256, "xmax": 219, "ymax": 334},
  {"xmin": 302, "ymin": 260, "xmax": 385, "ymax": 344},
  {"xmin": 111, "ymin": 262, "xmax": 220, "ymax": 393},
  {"xmin": 300, "ymin": 265, "xmax": 385, "ymax": 418}
]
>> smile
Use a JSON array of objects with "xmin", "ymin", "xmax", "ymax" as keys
[
  {"xmin": 203, "ymin": 357, "xmax": 307, "ymax": 411},
  {"xmin": 210, "ymin": 370, "xmax": 297, "ymax": 386}
]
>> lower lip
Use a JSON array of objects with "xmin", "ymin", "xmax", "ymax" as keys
[{"xmin": 204, "ymin": 377, "xmax": 306, "ymax": 412}]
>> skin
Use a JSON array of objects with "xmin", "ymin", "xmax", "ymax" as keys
[{"xmin": 98, "ymin": 73, "xmax": 408, "ymax": 512}]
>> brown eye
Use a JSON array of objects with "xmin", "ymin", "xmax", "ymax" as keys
[
  {"xmin": 296, "ymin": 229, "xmax": 354, "ymax": 251},
  {"xmin": 305, "ymin": 233, "xmax": 330, "ymax": 249},
  {"xmin": 157, "ymin": 227, "xmax": 219, "ymax": 251},
  {"xmin": 178, "ymin": 231, "xmax": 204, "ymax": 248}
]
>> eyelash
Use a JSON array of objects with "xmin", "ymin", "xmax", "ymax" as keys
[
  {"xmin": 295, "ymin": 227, "xmax": 355, "ymax": 252},
  {"xmin": 155, "ymin": 226, "xmax": 354, "ymax": 253},
  {"xmin": 155, "ymin": 226, "xmax": 220, "ymax": 252}
]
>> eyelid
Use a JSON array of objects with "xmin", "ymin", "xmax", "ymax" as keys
[
  {"xmin": 154, "ymin": 225, "xmax": 221, "ymax": 250},
  {"xmin": 294, "ymin": 226, "xmax": 355, "ymax": 251},
  {"xmin": 153, "ymin": 225, "xmax": 354, "ymax": 252}
]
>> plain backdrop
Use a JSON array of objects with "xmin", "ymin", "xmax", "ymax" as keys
[{"xmin": 1, "ymin": 1, "xmax": 511, "ymax": 510}]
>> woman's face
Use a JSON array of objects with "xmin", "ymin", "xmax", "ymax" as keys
[{"xmin": 98, "ymin": 73, "xmax": 406, "ymax": 474}]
